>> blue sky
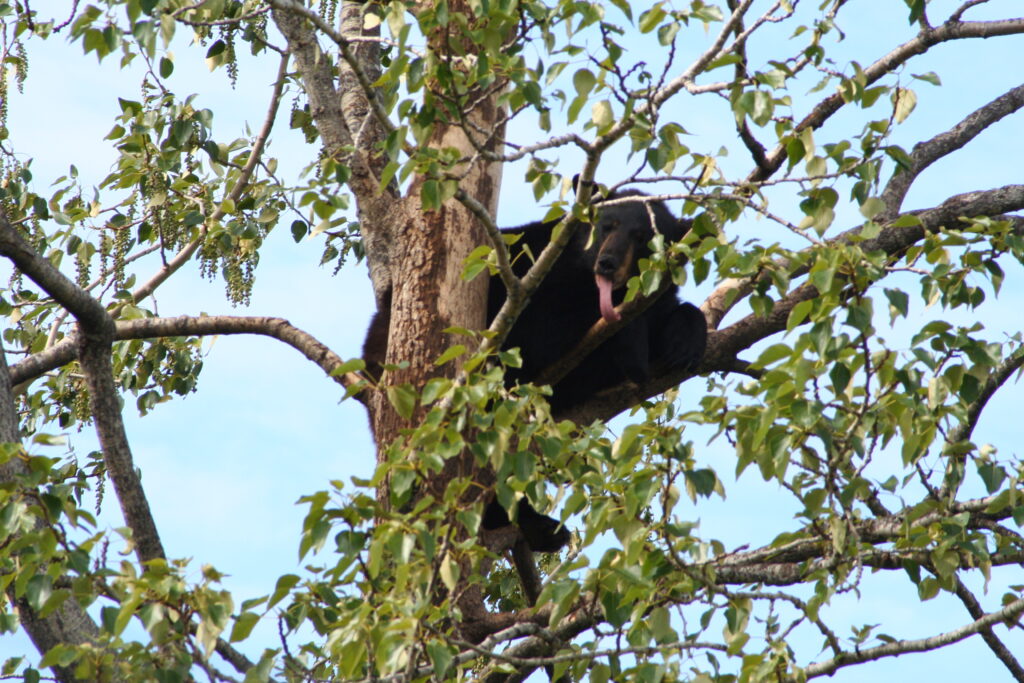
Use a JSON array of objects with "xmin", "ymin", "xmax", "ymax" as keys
[{"xmin": 2, "ymin": 1, "xmax": 1023, "ymax": 680}]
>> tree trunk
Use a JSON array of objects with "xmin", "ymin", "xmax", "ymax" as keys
[
  {"xmin": 276, "ymin": 0, "xmax": 510, "ymax": 634},
  {"xmin": 369, "ymin": 109, "xmax": 505, "ymax": 497},
  {"xmin": 0, "ymin": 343, "xmax": 105, "ymax": 683}
]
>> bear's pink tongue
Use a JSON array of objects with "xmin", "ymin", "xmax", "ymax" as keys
[{"xmin": 596, "ymin": 275, "xmax": 621, "ymax": 322}]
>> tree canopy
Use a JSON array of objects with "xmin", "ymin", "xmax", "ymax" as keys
[{"xmin": 1, "ymin": 0, "xmax": 1024, "ymax": 681}]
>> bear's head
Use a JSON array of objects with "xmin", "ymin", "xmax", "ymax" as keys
[{"xmin": 579, "ymin": 190, "xmax": 690, "ymax": 322}]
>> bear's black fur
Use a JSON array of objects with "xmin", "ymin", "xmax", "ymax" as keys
[
  {"xmin": 490, "ymin": 189, "xmax": 706, "ymax": 411},
  {"xmin": 363, "ymin": 187, "xmax": 707, "ymax": 553}
]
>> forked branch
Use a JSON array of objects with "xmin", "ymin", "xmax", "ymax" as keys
[
  {"xmin": 880, "ymin": 82, "xmax": 1024, "ymax": 220},
  {"xmin": 749, "ymin": 16, "xmax": 1024, "ymax": 183},
  {"xmin": 0, "ymin": 215, "xmax": 165, "ymax": 564}
]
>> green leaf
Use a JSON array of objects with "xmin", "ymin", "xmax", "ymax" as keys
[
  {"xmin": 912, "ymin": 71, "xmax": 942, "ymax": 86},
  {"xmin": 421, "ymin": 377, "xmax": 451, "ymax": 404},
  {"xmin": 829, "ymin": 362, "xmax": 851, "ymax": 395},
  {"xmin": 884, "ymin": 288, "xmax": 909, "ymax": 320},
  {"xmin": 331, "ymin": 358, "xmax": 365, "ymax": 376},
  {"xmin": 885, "ymin": 145, "xmax": 914, "ymax": 170},
  {"xmin": 421, "ymin": 179, "xmax": 440, "ymax": 211},
  {"xmin": 892, "ymin": 87, "xmax": 917, "ymax": 124},
  {"xmin": 638, "ymin": 4, "xmax": 666, "ymax": 33},
  {"xmin": 243, "ymin": 651, "xmax": 276, "ymax": 683},
  {"xmin": 386, "ymin": 385, "xmax": 417, "ymax": 420},
  {"xmin": 439, "ymin": 554, "xmax": 459, "ymax": 591},
  {"xmin": 434, "ymin": 344, "xmax": 466, "ymax": 366},
  {"xmin": 230, "ymin": 612, "xmax": 260, "ymax": 642},
  {"xmin": 600, "ymin": 590, "xmax": 631, "ymax": 628},
  {"xmin": 592, "ymin": 100, "xmax": 614, "ymax": 132},
  {"xmin": 750, "ymin": 91, "xmax": 773, "ymax": 127},
  {"xmin": 786, "ymin": 299, "xmax": 813, "ymax": 332},
  {"xmin": 426, "ymin": 641, "xmax": 453, "ymax": 679},
  {"xmin": 206, "ymin": 39, "xmax": 225, "ymax": 58},
  {"xmin": 977, "ymin": 462, "xmax": 1007, "ymax": 494},
  {"xmin": 545, "ymin": 580, "xmax": 581, "ymax": 628},
  {"xmin": 607, "ymin": 0, "xmax": 632, "ymax": 20},
  {"xmin": 513, "ymin": 451, "xmax": 534, "ymax": 482},
  {"xmin": 860, "ymin": 197, "xmax": 885, "ymax": 219},
  {"xmin": 755, "ymin": 343, "xmax": 792, "ymax": 367},
  {"xmin": 573, "ymin": 69, "xmax": 595, "ymax": 96},
  {"xmin": 38, "ymin": 645, "xmax": 77, "ymax": 672},
  {"xmin": 113, "ymin": 596, "xmax": 141, "ymax": 637},
  {"xmin": 658, "ymin": 21, "xmax": 680, "ymax": 46},
  {"xmin": 25, "ymin": 575, "xmax": 51, "ymax": 611},
  {"xmin": 268, "ymin": 574, "xmax": 300, "ymax": 609}
]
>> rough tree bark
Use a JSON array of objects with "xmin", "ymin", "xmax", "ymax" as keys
[
  {"xmin": 273, "ymin": 0, "xmax": 508, "ymax": 632},
  {"xmin": 0, "ymin": 344, "xmax": 104, "ymax": 683}
]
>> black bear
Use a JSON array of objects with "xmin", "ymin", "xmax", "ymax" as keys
[
  {"xmin": 490, "ymin": 188, "xmax": 706, "ymax": 412},
  {"xmin": 363, "ymin": 186, "xmax": 707, "ymax": 553}
]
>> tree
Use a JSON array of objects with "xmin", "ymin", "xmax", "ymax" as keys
[{"xmin": 1, "ymin": 0, "xmax": 1023, "ymax": 680}]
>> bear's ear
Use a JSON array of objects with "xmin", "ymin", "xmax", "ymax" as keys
[
  {"xmin": 572, "ymin": 174, "xmax": 599, "ymax": 197},
  {"xmin": 679, "ymin": 216, "xmax": 695, "ymax": 236},
  {"xmin": 665, "ymin": 216, "xmax": 695, "ymax": 244}
]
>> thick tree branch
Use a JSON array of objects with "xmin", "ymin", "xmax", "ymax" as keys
[
  {"xmin": 337, "ymin": 0, "xmax": 390, "ymax": 181},
  {"xmin": 749, "ymin": 17, "xmax": 1024, "ymax": 183},
  {"xmin": 271, "ymin": 0, "xmax": 401, "ymax": 306},
  {"xmin": 269, "ymin": 4, "xmax": 352, "ymax": 153},
  {"xmin": 880, "ymin": 82, "xmax": 1024, "ymax": 220},
  {"xmin": 949, "ymin": 575, "xmax": 1024, "ymax": 682},
  {"xmin": 707, "ymin": 80, "xmax": 1024, "ymax": 331},
  {"xmin": 687, "ymin": 487, "xmax": 1024, "ymax": 588},
  {"xmin": 800, "ymin": 595, "xmax": 1024, "ymax": 680},
  {"xmin": 1, "ymin": 251, "xmax": 308, "ymax": 679},
  {"xmin": 0, "ymin": 216, "xmax": 165, "ymax": 563},
  {"xmin": 76, "ymin": 329, "xmax": 165, "ymax": 562},
  {"xmin": 569, "ymin": 186, "xmax": 1024, "ymax": 423},
  {"xmin": 270, "ymin": 0, "xmax": 395, "ymax": 143},
  {"xmin": 478, "ymin": 601, "xmax": 603, "ymax": 683},
  {"xmin": 709, "ymin": 548, "xmax": 1024, "ymax": 587},
  {"xmin": 9, "ymin": 315, "xmax": 366, "ymax": 402}
]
